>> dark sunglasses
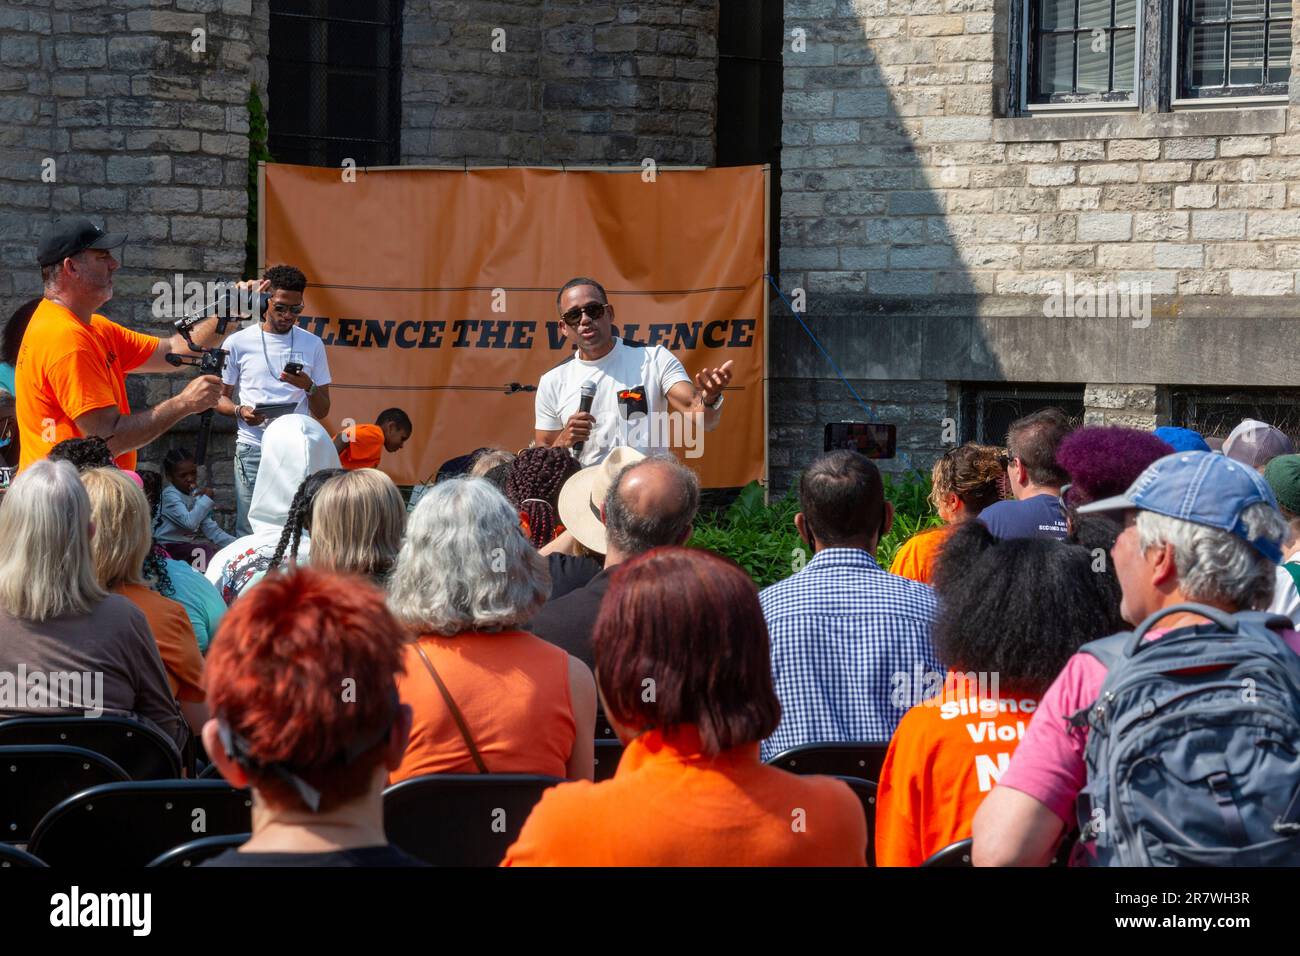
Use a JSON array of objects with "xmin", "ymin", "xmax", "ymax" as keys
[
  {"xmin": 272, "ymin": 302, "xmax": 305, "ymax": 315},
  {"xmin": 561, "ymin": 302, "xmax": 607, "ymax": 327}
]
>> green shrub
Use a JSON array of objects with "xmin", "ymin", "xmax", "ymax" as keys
[{"xmin": 689, "ymin": 475, "xmax": 944, "ymax": 589}]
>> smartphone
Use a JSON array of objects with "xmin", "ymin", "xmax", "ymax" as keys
[
  {"xmin": 824, "ymin": 422, "xmax": 897, "ymax": 459},
  {"xmin": 283, "ymin": 361, "xmax": 304, "ymax": 376}
]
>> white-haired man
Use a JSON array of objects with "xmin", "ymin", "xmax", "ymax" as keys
[{"xmin": 972, "ymin": 450, "xmax": 1298, "ymax": 865}]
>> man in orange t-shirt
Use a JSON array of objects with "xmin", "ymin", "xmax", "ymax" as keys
[
  {"xmin": 334, "ymin": 407, "xmax": 412, "ymax": 471},
  {"xmin": 875, "ymin": 677, "xmax": 1040, "ymax": 866},
  {"xmin": 15, "ymin": 218, "xmax": 256, "ymax": 471}
]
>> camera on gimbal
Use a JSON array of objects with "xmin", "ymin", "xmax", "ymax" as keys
[
  {"xmin": 165, "ymin": 287, "xmax": 259, "ymax": 469},
  {"xmin": 166, "ymin": 342, "xmax": 229, "ymax": 377}
]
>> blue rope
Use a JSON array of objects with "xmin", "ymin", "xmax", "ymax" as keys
[
  {"xmin": 765, "ymin": 273, "xmax": 875, "ymax": 419},
  {"xmin": 764, "ymin": 273, "xmax": 926, "ymax": 482}
]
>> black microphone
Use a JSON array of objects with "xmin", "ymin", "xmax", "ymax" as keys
[{"xmin": 573, "ymin": 380, "xmax": 597, "ymax": 456}]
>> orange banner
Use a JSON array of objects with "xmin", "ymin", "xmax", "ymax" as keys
[{"xmin": 259, "ymin": 163, "xmax": 768, "ymax": 487}]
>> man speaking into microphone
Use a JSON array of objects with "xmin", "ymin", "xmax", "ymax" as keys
[{"xmin": 534, "ymin": 277, "xmax": 732, "ymax": 466}]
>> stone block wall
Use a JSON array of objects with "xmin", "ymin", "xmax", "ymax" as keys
[
  {"xmin": 779, "ymin": 0, "xmax": 1300, "ymax": 303},
  {"xmin": 0, "ymin": 0, "xmax": 266, "ymax": 526},
  {"xmin": 769, "ymin": 0, "xmax": 1300, "ymax": 489},
  {"xmin": 401, "ymin": 0, "xmax": 718, "ymax": 165}
]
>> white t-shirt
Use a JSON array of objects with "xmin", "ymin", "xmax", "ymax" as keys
[
  {"xmin": 535, "ymin": 338, "xmax": 692, "ymax": 467},
  {"xmin": 1269, "ymin": 549, "xmax": 1300, "ymax": 626},
  {"xmin": 222, "ymin": 323, "xmax": 331, "ymax": 447}
]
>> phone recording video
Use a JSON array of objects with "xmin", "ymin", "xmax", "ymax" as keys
[{"xmin": 824, "ymin": 422, "xmax": 897, "ymax": 459}]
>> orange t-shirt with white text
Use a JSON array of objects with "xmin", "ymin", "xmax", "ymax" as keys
[
  {"xmin": 15, "ymin": 298, "xmax": 158, "ymax": 471},
  {"xmin": 336, "ymin": 423, "xmax": 384, "ymax": 470},
  {"xmin": 875, "ymin": 681, "xmax": 1039, "ymax": 866}
]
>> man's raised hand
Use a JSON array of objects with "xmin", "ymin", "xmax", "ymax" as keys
[{"xmin": 695, "ymin": 359, "xmax": 734, "ymax": 405}]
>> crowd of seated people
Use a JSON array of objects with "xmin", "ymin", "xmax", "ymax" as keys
[{"xmin": 4, "ymin": 407, "xmax": 1300, "ymax": 868}]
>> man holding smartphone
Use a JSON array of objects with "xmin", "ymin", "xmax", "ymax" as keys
[{"xmin": 217, "ymin": 264, "xmax": 332, "ymax": 535}]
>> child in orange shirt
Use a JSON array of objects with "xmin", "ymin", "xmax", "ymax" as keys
[{"xmin": 334, "ymin": 407, "xmax": 412, "ymax": 471}]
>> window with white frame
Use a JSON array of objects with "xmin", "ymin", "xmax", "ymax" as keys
[
  {"xmin": 1177, "ymin": 0, "xmax": 1292, "ymax": 99},
  {"xmin": 1015, "ymin": 0, "xmax": 1292, "ymax": 109},
  {"xmin": 1027, "ymin": 0, "xmax": 1139, "ymax": 104}
]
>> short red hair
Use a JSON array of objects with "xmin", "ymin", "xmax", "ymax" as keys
[
  {"xmin": 206, "ymin": 568, "xmax": 406, "ymax": 811},
  {"xmin": 593, "ymin": 547, "xmax": 781, "ymax": 756}
]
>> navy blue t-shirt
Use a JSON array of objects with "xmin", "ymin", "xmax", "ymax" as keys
[{"xmin": 978, "ymin": 493, "xmax": 1068, "ymax": 540}]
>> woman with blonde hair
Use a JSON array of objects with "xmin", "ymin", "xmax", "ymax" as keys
[
  {"xmin": 889, "ymin": 443, "xmax": 1004, "ymax": 584},
  {"xmin": 387, "ymin": 478, "xmax": 595, "ymax": 783},
  {"xmin": 82, "ymin": 467, "xmax": 208, "ymax": 735},
  {"xmin": 0, "ymin": 460, "xmax": 186, "ymax": 750},
  {"xmin": 310, "ymin": 468, "xmax": 407, "ymax": 582}
]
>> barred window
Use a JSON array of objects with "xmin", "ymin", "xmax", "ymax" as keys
[
  {"xmin": 268, "ymin": 0, "xmax": 403, "ymax": 167},
  {"xmin": 1179, "ymin": 0, "xmax": 1292, "ymax": 98},
  {"xmin": 1028, "ymin": 0, "xmax": 1139, "ymax": 104}
]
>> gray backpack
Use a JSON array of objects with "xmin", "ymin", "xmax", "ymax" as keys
[{"xmin": 1072, "ymin": 603, "xmax": 1300, "ymax": 866}]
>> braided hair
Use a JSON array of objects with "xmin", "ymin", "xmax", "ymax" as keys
[
  {"xmin": 268, "ymin": 468, "xmax": 345, "ymax": 572},
  {"xmin": 162, "ymin": 447, "xmax": 195, "ymax": 483},
  {"xmin": 138, "ymin": 469, "xmax": 175, "ymax": 597},
  {"xmin": 504, "ymin": 446, "xmax": 581, "ymax": 548}
]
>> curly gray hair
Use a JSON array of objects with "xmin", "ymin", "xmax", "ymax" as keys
[{"xmin": 387, "ymin": 477, "xmax": 549, "ymax": 635}]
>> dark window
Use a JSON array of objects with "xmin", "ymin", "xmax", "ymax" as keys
[
  {"xmin": 1027, "ymin": 0, "xmax": 1139, "ymax": 104},
  {"xmin": 1179, "ymin": 0, "xmax": 1291, "ymax": 98},
  {"xmin": 268, "ymin": 0, "xmax": 403, "ymax": 167},
  {"xmin": 717, "ymin": 0, "xmax": 783, "ymax": 277},
  {"xmin": 959, "ymin": 385, "xmax": 1086, "ymax": 445},
  {"xmin": 1171, "ymin": 387, "xmax": 1300, "ymax": 443}
]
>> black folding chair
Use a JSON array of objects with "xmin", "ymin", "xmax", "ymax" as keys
[
  {"xmin": 766, "ymin": 741, "xmax": 891, "ymax": 784},
  {"xmin": 0, "ymin": 715, "xmax": 182, "ymax": 780},
  {"xmin": 147, "ymin": 832, "xmax": 250, "ymax": 868},
  {"xmin": 0, "ymin": 843, "xmax": 47, "ymax": 867},
  {"xmin": 922, "ymin": 837, "xmax": 974, "ymax": 867},
  {"xmin": 593, "ymin": 739, "xmax": 623, "ymax": 782},
  {"xmin": 833, "ymin": 775, "xmax": 878, "ymax": 867},
  {"xmin": 920, "ymin": 833, "xmax": 1075, "ymax": 867},
  {"xmin": 27, "ymin": 780, "xmax": 253, "ymax": 867},
  {"xmin": 594, "ymin": 710, "xmax": 618, "ymax": 739},
  {"xmin": 0, "ymin": 745, "xmax": 129, "ymax": 843},
  {"xmin": 383, "ymin": 774, "xmax": 563, "ymax": 866}
]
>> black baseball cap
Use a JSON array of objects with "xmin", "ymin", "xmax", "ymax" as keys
[{"xmin": 37, "ymin": 217, "xmax": 126, "ymax": 267}]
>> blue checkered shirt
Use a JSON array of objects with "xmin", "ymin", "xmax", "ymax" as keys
[{"xmin": 758, "ymin": 547, "xmax": 941, "ymax": 762}]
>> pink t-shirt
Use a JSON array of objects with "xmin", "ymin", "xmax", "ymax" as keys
[{"xmin": 999, "ymin": 625, "xmax": 1300, "ymax": 825}]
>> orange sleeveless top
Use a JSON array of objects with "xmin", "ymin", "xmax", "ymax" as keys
[{"xmin": 390, "ymin": 629, "xmax": 575, "ymax": 783}]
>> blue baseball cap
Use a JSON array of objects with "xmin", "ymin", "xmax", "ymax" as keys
[
  {"xmin": 1153, "ymin": 426, "xmax": 1211, "ymax": 453},
  {"xmin": 1076, "ymin": 450, "xmax": 1283, "ymax": 563}
]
